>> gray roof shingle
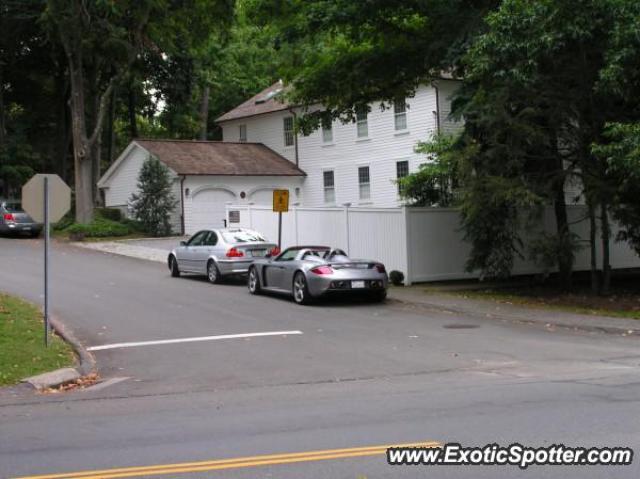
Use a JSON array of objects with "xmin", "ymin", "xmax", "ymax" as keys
[{"xmin": 135, "ymin": 139, "xmax": 305, "ymax": 176}]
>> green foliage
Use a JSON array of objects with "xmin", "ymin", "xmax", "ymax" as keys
[
  {"xmin": 0, "ymin": 293, "xmax": 74, "ymax": 386},
  {"xmin": 529, "ymin": 231, "xmax": 583, "ymax": 278},
  {"xmin": 389, "ymin": 271, "xmax": 405, "ymax": 286},
  {"xmin": 94, "ymin": 207, "xmax": 122, "ymax": 222},
  {"xmin": 249, "ymin": 0, "xmax": 499, "ymax": 120},
  {"xmin": 65, "ymin": 217, "xmax": 131, "ymax": 239},
  {"xmin": 593, "ymin": 123, "xmax": 640, "ymax": 256},
  {"xmin": 399, "ymin": 135, "xmax": 461, "ymax": 207},
  {"xmin": 129, "ymin": 157, "xmax": 178, "ymax": 237}
]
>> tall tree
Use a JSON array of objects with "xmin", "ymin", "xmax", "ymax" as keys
[{"xmin": 44, "ymin": 0, "xmax": 234, "ymax": 223}]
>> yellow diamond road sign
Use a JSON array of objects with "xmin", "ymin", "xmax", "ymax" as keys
[
  {"xmin": 273, "ymin": 189, "xmax": 289, "ymax": 213},
  {"xmin": 22, "ymin": 174, "xmax": 71, "ymax": 223}
]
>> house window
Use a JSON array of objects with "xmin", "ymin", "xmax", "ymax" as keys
[
  {"xmin": 239, "ymin": 124, "xmax": 247, "ymax": 142},
  {"xmin": 356, "ymin": 106, "xmax": 368, "ymax": 138},
  {"xmin": 322, "ymin": 116, "xmax": 333, "ymax": 143},
  {"xmin": 358, "ymin": 166, "xmax": 370, "ymax": 200},
  {"xmin": 394, "ymin": 99, "xmax": 407, "ymax": 131},
  {"xmin": 323, "ymin": 170, "xmax": 335, "ymax": 204},
  {"xmin": 283, "ymin": 116, "xmax": 295, "ymax": 146},
  {"xmin": 396, "ymin": 160, "xmax": 409, "ymax": 195}
]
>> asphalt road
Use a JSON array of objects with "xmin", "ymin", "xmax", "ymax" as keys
[{"xmin": 0, "ymin": 237, "xmax": 639, "ymax": 478}]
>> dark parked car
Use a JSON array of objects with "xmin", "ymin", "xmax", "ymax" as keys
[{"xmin": 0, "ymin": 201, "xmax": 42, "ymax": 237}]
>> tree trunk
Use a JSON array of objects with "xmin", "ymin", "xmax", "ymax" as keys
[
  {"xmin": 588, "ymin": 201, "xmax": 599, "ymax": 294},
  {"xmin": 106, "ymin": 88, "xmax": 116, "ymax": 164},
  {"xmin": 0, "ymin": 63, "xmax": 5, "ymax": 150},
  {"xmin": 128, "ymin": 81, "xmax": 138, "ymax": 139},
  {"xmin": 552, "ymin": 158, "xmax": 572, "ymax": 290},
  {"xmin": 199, "ymin": 85, "xmax": 210, "ymax": 140},
  {"xmin": 600, "ymin": 201, "xmax": 611, "ymax": 295}
]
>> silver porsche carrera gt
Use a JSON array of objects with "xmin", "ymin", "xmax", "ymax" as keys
[{"xmin": 247, "ymin": 246, "xmax": 388, "ymax": 305}]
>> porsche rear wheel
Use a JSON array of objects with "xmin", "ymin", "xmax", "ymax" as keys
[{"xmin": 293, "ymin": 272, "xmax": 312, "ymax": 305}]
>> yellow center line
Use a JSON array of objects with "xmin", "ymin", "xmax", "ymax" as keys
[{"xmin": 14, "ymin": 441, "xmax": 441, "ymax": 479}]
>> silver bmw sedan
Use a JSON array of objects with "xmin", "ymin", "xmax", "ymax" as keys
[{"xmin": 168, "ymin": 228, "xmax": 278, "ymax": 283}]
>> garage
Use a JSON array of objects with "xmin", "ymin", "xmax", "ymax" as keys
[
  {"xmin": 99, "ymin": 139, "xmax": 306, "ymax": 235},
  {"xmin": 185, "ymin": 188, "xmax": 236, "ymax": 234}
]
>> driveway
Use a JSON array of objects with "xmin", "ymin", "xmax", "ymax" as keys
[{"xmin": 1, "ymin": 237, "xmax": 639, "ymax": 478}]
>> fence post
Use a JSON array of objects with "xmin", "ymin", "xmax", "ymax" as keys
[
  {"xmin": 343, "ymin": 203, "xmax": 351, "ymax": 254},
  {"xmin": 401, "ymin": 206, "xmax": 413, "ymax": 286},
  {"xmin": 293, "ymin": 205, "xmax": 299, "ymax": 245}
]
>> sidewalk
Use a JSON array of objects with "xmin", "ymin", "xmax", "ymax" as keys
[
  {"xmin": 76, "ymin": 237, "xmax": 184, "ymax": 264},
  {"xmin": 388, "ymin": 286, "xmax": 640, "ymax": 337}
]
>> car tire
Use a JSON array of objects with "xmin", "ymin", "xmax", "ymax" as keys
[
  {"xmin": 31, "ymin": 231, "xmax": 41, "ymax": 238},
  {"xmin": 293, "ymin": 271, "xmax": 312, "ymax": 305},
  {"xmin": 370, "ymin": 290, "xmax": 387, "ymax": 303},
  {"xmin": 207, "ymin": 260, "xmax": 222, "ymax": 284},
  {"xmin": 170, "ymin": 255, "xmax": 180, "ymax": 277},
  {"xmin": 248, "ymin": 266, "xmax": 261, "ymax": 295}
]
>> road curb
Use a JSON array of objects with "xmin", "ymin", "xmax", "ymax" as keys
[
  {"xmin": 387, "ymin": 296, "xmax": 640, "ymax": 337},
  {"xmin": 22, "ymin": 315, "xmax": 98, "ymax": 391},
  {"xmin": 49, "ymin": 315, "xmax": 97, "ymax": 376}
]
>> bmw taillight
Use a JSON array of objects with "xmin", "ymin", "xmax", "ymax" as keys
[
  {"xmin": 226, "ymin": 247, "xmax": 244, "ymax": 258},
  {"xmin": 270, "ymin": 246, "xmax": 281, "ymax": 256},
  {"xmin": 375, "ymin": 263, "xmax": 386, "ymax": 273},
  {"xmin": 3, "ymin": 213, "xmax": 14, "ymax": 222},
  {"xmin": 310, "ymin": 266, "xmax": 333, "ymax": 275}
]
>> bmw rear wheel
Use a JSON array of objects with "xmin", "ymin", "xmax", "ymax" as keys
[
  {"xmin": 248, "ymin": 267, "xmax": 261, "ymax": 294},
  {"xmin": 293, "ymin": 272, "xmax": 312, "ymax": 305},
  {"xmin": 207, "ymin": 260, "xmax": 221, "ymax": 284}
]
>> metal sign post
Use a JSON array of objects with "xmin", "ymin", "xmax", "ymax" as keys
[
  {"xmin": 272, "ymin": 189, "xmax": 290, "ymax": 250},
  {"xmin": 22, "ymin": 174, "xmax": 71, "ymax": 347},
  {"xmin": 44, "ymin": 177, "xmax": 50, "ymax": 346}
]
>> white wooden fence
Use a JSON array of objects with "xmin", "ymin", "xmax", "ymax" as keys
[{"xmin": 226, "ymin": 204, "xmax": 640, "ymax": 284}]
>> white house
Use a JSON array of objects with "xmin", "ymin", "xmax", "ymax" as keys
[
  {"xmin": 99, "ymin": 79, "xmax": 461, "ymax": 234},
  {"xmin": 216, "ymin": 79, "xmax": 461, "ymax": 208},
  {"xmin": 97, "ymin": 139, "xmax": 305, "ymax": 234}
]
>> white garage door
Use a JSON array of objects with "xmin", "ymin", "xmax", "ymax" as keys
[
  {"xmin": 186, "ymin": 188, "xmax": 236, "ymax": 234},
  {"xmin": 249, "ymin": 188, "xmax": 275, "ymax": 206}
]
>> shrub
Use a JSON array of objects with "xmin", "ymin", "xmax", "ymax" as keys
[
  {"xmin": 95, "ymin": 207, "xmax": 122, "ymax": 222},
  {"xmin": 129, "ymin": 156, "xmax": 177, "ymax": 237},
  {"xmin": 65, "ymin": 217, "xmax": 130, "ymax": 239},
  {"xmin": 389, "ymin": 270, "xmax": 405, "ymax": 286}
]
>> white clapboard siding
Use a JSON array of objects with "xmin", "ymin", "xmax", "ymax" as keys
[
  {"xmin": 220, "ymin": 83, "xmax": 463, "ymax": 209},
  {"xmin": 102, "ymin": 144, "xmax": 182, "ymax": 233}
]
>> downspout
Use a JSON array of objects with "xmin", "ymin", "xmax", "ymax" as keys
[
  {"xmin": 431, "ymin": 80, "xmax": 441, "ymax": 135},
  {"xmin": 180, "ymin": 175, "xmax": 186, "ymax": 235}
]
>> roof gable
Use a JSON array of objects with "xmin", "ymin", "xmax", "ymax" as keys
[
  {"xmin": 100, "ymin": 140, "xmax": 305, "ymax": 181},
  {"xmin": 215, "ymin": 81, "xmax": 291, "ymax": 123}
]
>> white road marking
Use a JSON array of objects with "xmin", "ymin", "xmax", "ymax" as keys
[
  {"xmin": 87, "ymin": 330, "xmax": 303, "ymax": 351},
  {"xmin": 83, "ymin": 377, "xmax": 130, "ymax": 392}
]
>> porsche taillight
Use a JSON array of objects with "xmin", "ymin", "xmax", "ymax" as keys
[{"xmin": 310, "ymin": 266, "xmax": 333, "ymax": 275}]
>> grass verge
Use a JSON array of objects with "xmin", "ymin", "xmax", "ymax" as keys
[
  {"xmin": 442, "ymin": 286, "xmax": 640, "ymax": 320},
  {"xmin": 0, "ymin": 293, "xmax": 75, "ymax": 386}
]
